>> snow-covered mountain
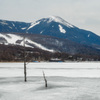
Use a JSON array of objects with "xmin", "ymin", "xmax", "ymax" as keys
[
  {"xmin": 0, "ymin": 19, "xmax": 30, "ymax": 33},
  {"xmin": 0, "ymin": 16, "xmax": 100, "ymax": 49},
  {"xmin": 27, "ymin": 16, "xmax": 100, "ymax": 49},
  {"xmin": 0, "ymin": 33, "xmax": 54, "ymax": 52},
  {"xmin": 27, "ymin": 16, "xmax": 74, "ymax": 31},
  {"xmin": 0, "ymin": 33, "xmax": 100, "ymax": 56}
]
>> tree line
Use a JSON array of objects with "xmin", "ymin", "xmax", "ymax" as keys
[{"xmin": 0, "ymin": 44, "xmax": 100, "ymax": 62}]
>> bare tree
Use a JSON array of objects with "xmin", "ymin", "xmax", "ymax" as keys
[
  {"xmin": 42, "ymin": 71, "xmax": 47, "ymax": 87},
  {"xmin": 23, "ymin": 36, "xmax": 27, "ymax": 82}
]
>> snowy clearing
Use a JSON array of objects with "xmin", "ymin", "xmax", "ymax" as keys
[
  {"xmin": 27, "ymin": 21, "xmax": 40, "ymax": 30},
  {"xmin": 0, "ymin": 62, "xmax": 100, "ymax": 100},
  {"xmin": 0, "ymin": 33, "xmax": 54, "ymax": 52},
  {"xmin": 58, "ymin": 25, "xmax": 66, "ymax": 33}
]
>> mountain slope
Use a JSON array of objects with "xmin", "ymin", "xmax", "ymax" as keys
[
  {"xmin": 0, "ymin": 33, "xmax": 100, "ymax": 56},
  {"xmin": 0, "ymin": 16, "xmax": 100, "ymax": 49},
  {"xmin": 0, "ymin": 19, "xmax": 30, "ymax": 33},
  {"xmin": 27, "ymin": 16, "xmax": 100, "ymax": 48},
  {"xmin": 0, "ymin": 33, "xmax": 54, "ymax": 52}
]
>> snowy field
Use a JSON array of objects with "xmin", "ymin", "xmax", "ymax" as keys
[{"xmin": 0, "ymin": 62, "xmax": 100, "ymax": 100}]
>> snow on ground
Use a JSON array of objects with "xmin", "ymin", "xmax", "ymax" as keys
[
  {"xmin": 27, "ymin": 21, "xmax": 40, "ymax": 30},
  {"xmin": 88, "ymin": 34, "xmax": 90, "ymax": 37},
  {"xmin": 0, "ymin": 62, "xmax": 100, "ymax": 100},
  {"xmin": 0, "ymin": 33, "xmax": 54, "ymax": 52},
  {"xmin": 0, "ymin": 21, "xmax": 8, "ymax": 25},
  {"xmin": 26, "ymin": 39, "xmax": 54, "ymax": 52},
  {"xmin": 21, "ymin": 27, "xmax": 27, "ymax": 30},
  {"xmin": 58, "ymin": 25, "xmax": 66, "ymax": 33},
  {"xmin": 0, "ymin": 33, "xmax": 23, "ymax": 44},
  {"xmin": 48, "ymin": 16, "xmax": 74, "ymax": 28}
]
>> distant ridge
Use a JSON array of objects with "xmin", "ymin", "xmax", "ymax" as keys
[{"xmin": 0, "ymin": 16, "xmax": 100, "ymax": 50}]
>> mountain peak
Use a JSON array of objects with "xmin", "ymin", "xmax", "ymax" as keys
[
  {"xmin": 44, "ymin": 16, "xmax": 74, "ymax": 28},
  {"xmin": 47, "ymin": 16, "xmax": 63, "ymax": 22},
  {"xmin": 28, "ymin": 16, "xmax": 74, "ymax": 30}
]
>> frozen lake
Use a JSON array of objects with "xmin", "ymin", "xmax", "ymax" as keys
[{"xmin": 0, "ymin": 62, "xmax": 100, "ymax": 100}]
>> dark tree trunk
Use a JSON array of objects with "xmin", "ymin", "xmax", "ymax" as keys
[
  {"xmin": 23, "ymin": 37, "xmax": 27, "ymax": 82},
  {"xmin": 43, "ymin": 71, "xmax": 47, "ymax": 87}
]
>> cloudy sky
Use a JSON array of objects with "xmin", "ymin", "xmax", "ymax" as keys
[{"xmin": 0, "ymin": 0, "xmax": 100, "ymax": 35}]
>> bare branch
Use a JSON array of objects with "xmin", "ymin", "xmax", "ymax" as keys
[{"xmin": 42, "ymin": 71, "xmax": 47, "ymax": 87}]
